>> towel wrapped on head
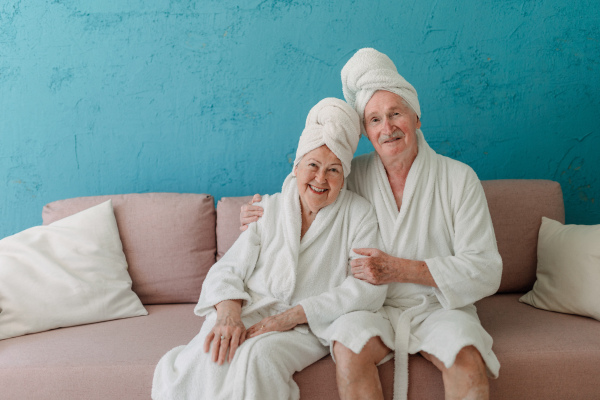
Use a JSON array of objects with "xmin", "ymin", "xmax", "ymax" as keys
[
  {"xmin": 293, "ymin": 98, "xmax": 360, "ymax": 178},
  {"xmin": 341, "ymin": 48, "xmax": 421, "ymax": 134}
]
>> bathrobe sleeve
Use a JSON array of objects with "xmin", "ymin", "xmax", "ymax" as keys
[
  {"xmin": 426, "ymin": 169, "xmax": 502, "ymax": 310},
  {"xmin": 298, "ymin": 207, "xmax": 388, "ymax": 341},
  {"xmin": 194, "ymin": 222, "xmax": 262, "ymax": 317}
]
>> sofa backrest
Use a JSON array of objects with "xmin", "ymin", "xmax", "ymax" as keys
[
  {"xmin": 215, "ymin": 179, "xmax": 565, "ymax": 294},
  {"xmin": 41, "ymin": 180, "xmax": 563, "ymax": 305},
  {"xmin": 481, "ymin": 179, "xmax": 564, "ymax": 293},
  {"xmin": 43, "ymin": 193, "xmax": 216, "ymax": 305}
]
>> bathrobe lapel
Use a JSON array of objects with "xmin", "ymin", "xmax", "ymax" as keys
[{"xmin": 371, "ymin": 130, "xmax": 438, "ymax": 260}]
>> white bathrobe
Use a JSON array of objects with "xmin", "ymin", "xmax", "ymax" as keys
[
  {"xmin": 347, "ymin": 130, "xmax": 503, "ymax": 400},
  {"xmin": 152, "ymin": 174, "xmax": 387, "ymax": 400}
]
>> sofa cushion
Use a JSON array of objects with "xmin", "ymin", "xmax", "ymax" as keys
[
  {"xmin": 43, "ymin": 193, "xmax": 216, "ymax": 304},
  {"xmin": 519, "ymin": 217, "xmax": 600, "ymax": 321},
  {"xmin": 0, "ymin": 200, "xmax": 147, "ymax": 340},
  {"xmin": 477, "ymin": 293, "xmax": 600, "ymax": 399},
  {"xmin": 2, "ymin": 297, "xmax": 598, "ymax": 399},
  {"xmin": 481, "ymin": 180, "xmax": 564, "ymax": 293},
  {"xmin": 0, "ymin": 304, "xmax": 203, "ymax": 400}
]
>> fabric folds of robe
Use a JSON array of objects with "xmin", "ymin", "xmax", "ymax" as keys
[
  {"xmin": 152, "ymin": 173, "xmax": 390, "ymax": 400},
  {"xmin": 347, "ymin": 130, "xmax": 502, "ymax": 400}
]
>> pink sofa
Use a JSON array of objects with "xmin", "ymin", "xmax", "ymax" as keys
[{"xmin": 1, "ymin": 180, "xmax": 599, "ymax": 399}]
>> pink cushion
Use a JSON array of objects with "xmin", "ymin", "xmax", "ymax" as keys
[
  {"xmin": 0, "ymin": 305, "xmax": 203, "ymax": 400},
  {"xmin": 42, "ymin": 193, "xmax": 216, "ymax": 304},
  {"xmin": 477, "ymin": 294, "xmax": 600, "ymax": 399},
  {"xmin": 481, "ymin": 180, "xmax": 564, "ymax": 293},
  {"xmin": 215, "ymin": 195, "xmax": 253, "ymax": 260},
  {"xmin": 2, "ymin": 299, "xmax": 597, "ymax": 399}
]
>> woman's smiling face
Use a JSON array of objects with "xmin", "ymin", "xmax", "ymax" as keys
[{"xmin": 295, "ymin": 145, "xmax": 344, "ymax": 214}]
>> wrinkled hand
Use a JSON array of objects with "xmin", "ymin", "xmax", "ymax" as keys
[
  {"xmin": 204, "ymin": 300, "xmax": 246, "ymax": 364},
  {"xmin": 351, "ymin": 248, "xmax": 436, "ymax": 287},
  {"xmin": 240, "ymin": 194, "xmax": 263, "ymax": 231},
  {"xmin": 350, "ymin": 248, "xmax": 402, "ymax": 285},
  {"xmin": 246, "ymin": 305, "xmax": 307, "ymax": 339}
]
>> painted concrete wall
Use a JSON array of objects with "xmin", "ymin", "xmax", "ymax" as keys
[{"xmin": 1, "ymin": 0, "xmax": 598, "ymax": 238}]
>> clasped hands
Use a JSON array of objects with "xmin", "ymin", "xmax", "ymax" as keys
[{"xmin": 204, "ymin": 300, "xmax": 307, "ymax": 365}]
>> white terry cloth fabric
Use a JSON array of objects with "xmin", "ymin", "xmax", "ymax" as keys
[
  {"xmin": 341, "ymin": 48, "xmax": 420, "ymax": 134},
  {"xmin": 293, "ymin": 97, "xmax": 359, "ymax": 178},
  {"xmin": 152, "ymin": 174, "xmax": 389, "ymax": 400},
  {"xmin": 347, "ymin": 130, "xmax": 503, "ymax": 400}
]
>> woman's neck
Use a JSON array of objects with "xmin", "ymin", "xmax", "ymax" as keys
[{"xmin": 300, "ymin": 203, "xmax": 318, "ymax": 239}]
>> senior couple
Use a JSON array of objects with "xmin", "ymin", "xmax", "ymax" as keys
[{"xmin": 152, "ymin": 48, "xmax": 502, "ymax": 400}]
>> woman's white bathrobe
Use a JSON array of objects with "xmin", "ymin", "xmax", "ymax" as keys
[
  {"xmin": 346, "ymin": 130, "xmax": 503, "ymax": 400},
  {"xmin": 152, "ymin": 174, "xmax": 388, "ymax": 400}
]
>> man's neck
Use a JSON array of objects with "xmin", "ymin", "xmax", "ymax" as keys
[
  {"xmin": 380, "ymin": 149, "xmax": 418, "ymax": 210},
  {"xmin": 381, "ymin": 148, "xmax": 417, "ymax": 183}
]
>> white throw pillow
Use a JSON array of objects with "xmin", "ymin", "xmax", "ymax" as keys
[
  {"xmin": 0, "ymin": 200, "xmax": 147, "ymax": 340},
  {"xmin": 519, "ymin": 217, "xmax": 600, "ymax": 321}
]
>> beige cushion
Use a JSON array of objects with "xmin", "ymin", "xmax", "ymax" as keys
[
  {"xmin": 519, "ymin": 217, "xmax": 600, "ymax": 320},
  {"xmin": 0, "ymin": 201, "xmax": 147, "ymax": 341},
  {"xmin": 216, "ymin": 195, "xmax": 253, "ymax": 260},
  {"xmin": 43, "ymin": 193, "xmax": 216, "ymax": 304}
]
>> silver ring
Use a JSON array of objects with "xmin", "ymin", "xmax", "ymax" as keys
[{"xmin": 220, "ymin": 335, "xmax": 228, "ymax": 340}]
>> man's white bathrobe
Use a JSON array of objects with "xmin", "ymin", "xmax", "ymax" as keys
[
  {"xmin": 347, "ymin": 130, "xmax": 503, "ymax": 400},
  {"xmin": 152, "ymin": 174, "xmax": 388, "ymax": 400}
]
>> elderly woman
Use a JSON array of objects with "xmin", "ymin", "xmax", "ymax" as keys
[{"xmin": 151, "ymin": 98, "xmax": 390, "ymax": 400}]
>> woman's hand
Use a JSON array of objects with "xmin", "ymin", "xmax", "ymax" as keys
[
  {"xmin": 240, "ymin": 194, "xmax": 263, "ymax": 231},
  {"xmin": 204, "ymin": 300, "xmax": 246, "ymax": 365},
  {"xmin": 246, "ymin": 305, "xmax": 307, "ymax": 339},
  {"xmin": 350, "ymin": 248, "xmax": 437, "ymax": 287}
]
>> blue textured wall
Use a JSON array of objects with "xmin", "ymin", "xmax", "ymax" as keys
[{"xmin": 1, "ymin": 0, "xmax": 599, "ymax": 238}]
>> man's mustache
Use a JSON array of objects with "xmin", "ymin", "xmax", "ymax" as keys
[{"xmin": 378, "ymin": 130, "xmax": 405, "ymax": 145}]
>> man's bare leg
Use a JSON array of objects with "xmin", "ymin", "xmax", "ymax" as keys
[
  {"xmin": 333, "ymin": 337, "xmax": 391, "ymax": 400},
  {"xmin": 421, "ymin": 345, "xmax": 489, "ymax": 400}
]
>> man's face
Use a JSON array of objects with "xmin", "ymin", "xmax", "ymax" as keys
[{"xmin": 363, "ymin": 90, "xmax": 421, "ymax": 159}]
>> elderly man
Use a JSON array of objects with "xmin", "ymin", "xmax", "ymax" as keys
[{"xmin": 242, "ymin": 48, "xmax": 502, "ymax": 400}]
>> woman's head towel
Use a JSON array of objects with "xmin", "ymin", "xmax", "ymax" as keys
[
  {"xmin": 341, "ymin": 48, "xmax": 421, "ymax": 133},
  {"xmin": 293, "ymin": 98, "xmax": 360, "ymax": 178}
]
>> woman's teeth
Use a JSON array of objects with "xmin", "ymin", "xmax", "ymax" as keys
[{"xmin": 310, "ymin": 185, "xmax": 326, "ymax": 193}]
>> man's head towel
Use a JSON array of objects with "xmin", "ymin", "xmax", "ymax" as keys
[{"xmin": 341, "ymin": 48, "xmax": 421, "ymax": 134}]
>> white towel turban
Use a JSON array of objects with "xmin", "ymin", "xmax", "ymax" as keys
[
  {"xmin": 293, "ymin": 98, "xmax": 360, "ymax": 178},
  {"xmin": 341, "ymin": 48, "xmax": 421, "ymax": 134}
]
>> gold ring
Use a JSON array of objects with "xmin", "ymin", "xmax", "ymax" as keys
[{"xmin": 261, "ymin": 325, "xmax": 265, "ymax": 329}]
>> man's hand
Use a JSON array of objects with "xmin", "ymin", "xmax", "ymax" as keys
[
  {"xmin": 351, "ymin": 248, "xmax": 437, "ymax": 287},
  {"xmin": 245, "ymin": 305, "xmax": 307, "ymax": 339},
  {"xmin": 240, "ymin": 194, "xmax": 263, "ymax": 231},
  {"xmin": 350, "ymin": 248, "xmax": 401, "ymax": 285}
]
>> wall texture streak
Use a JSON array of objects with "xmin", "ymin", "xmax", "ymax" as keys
[{"xmin": 1, "ymin": 0, "xmax": 598, "ymax": 238}]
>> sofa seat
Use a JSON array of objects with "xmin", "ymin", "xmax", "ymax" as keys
[
  {"xmin": 478, "ymin": 293, "xmax": 600, "ymax": 399},
  {"xmin": 4, "ymin": 294, "xmax": 597, "ymax": 400},
  {"xmin": 0, "ymin": 305, "xmax": 203, "ymax": 400}
]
